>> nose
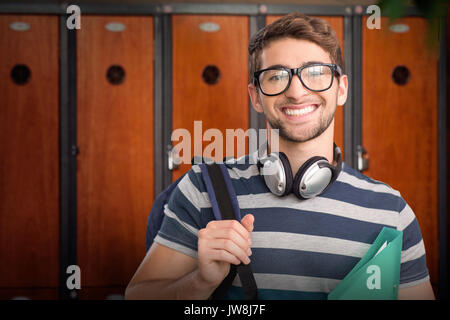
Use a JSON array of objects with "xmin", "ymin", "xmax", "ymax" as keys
[{"xmin": 284, "ymin": 73, "xmax": 310, "ymax": 100}]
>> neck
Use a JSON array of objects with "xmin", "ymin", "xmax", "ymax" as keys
[{"xmin": 268, "ymin": 120, "xmax": 335, "ymax": 174}]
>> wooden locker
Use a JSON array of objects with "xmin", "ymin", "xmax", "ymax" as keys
[
  {"xmin": 171, "ymin": 15, "xmax": 250, "ymax": 181},
  {"xmin": 0, "ymin": 15, "xmax": 59, "ymax": 297},
  {"xmin": 266, "ymin": 15, "xmax": 345, "ymax": 159},
  {"xmin": 77, "ymin": 16, "xmax": 154, "ymax": 297},
  {"xmin": 0, "ymin": 288, "xmax": 58, "ymax": 300},
  {"xmin": 362, "ymin": 17, "xmax": 439, "ymax": 289}
]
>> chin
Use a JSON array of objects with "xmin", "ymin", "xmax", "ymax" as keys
[{"xmin": 279, "ymin": 125, "xmax": 327, "ymax": 143}]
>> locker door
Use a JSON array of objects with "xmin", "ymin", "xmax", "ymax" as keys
[
  {"xmin": 0, "ymin": 15, "xmax": 59, "ymax": 299},
  {"xmin": 77, "ymin": 16, "xmax": 154, "ymax": 298},
  {"xmin": 362, "ymin": 17, "xmax": 439, "ymax": 288},
  {"xmin": 172, "ymin": 15, "xmax": 249, "ymax": 181},
  {"xmin": 266, "ymin": 16, "xmax": 345, "ymax": 158}
]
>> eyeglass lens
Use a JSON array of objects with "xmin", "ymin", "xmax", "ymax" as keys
[{"xmin": 258, "ymin": 65, "xmax": 333, "ymax": 95}]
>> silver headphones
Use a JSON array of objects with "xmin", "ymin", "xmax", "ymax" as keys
[{"xmin": 257, "ymin": 143, "xmax": 342, "ymax": 200}]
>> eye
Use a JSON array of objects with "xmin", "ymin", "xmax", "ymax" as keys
[
  {"xmin": 270, "ymin": 74, "xmax": 281, "ymax": 81},
  {"xmin": 268, "ymin": 71, "xmax": 288, "ymax": 81}
]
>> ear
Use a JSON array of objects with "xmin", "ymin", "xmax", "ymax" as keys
[
  {"xmin": 248, "ymin": 83, "xmax": 264, "ymax": 113},
  {"xmin": 336, "ymin": 74, "xmax": 348, "ymax": 106}
]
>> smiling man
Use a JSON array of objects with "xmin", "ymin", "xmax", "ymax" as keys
[{"xmin": 125, "ymin": 13, "xmax": 435, "ymax": 300}]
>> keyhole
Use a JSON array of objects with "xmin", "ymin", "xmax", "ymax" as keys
[
  {"xmin": 106, "ymin": 65, "xmax": 126, "ymax": 85},
  {"xmin": 202, "ymin": 65, "xmax": 220, "ymax": 85},
  {"xmin": 11, "ymin": 64, "xmax": 31, "ymax": 85}
]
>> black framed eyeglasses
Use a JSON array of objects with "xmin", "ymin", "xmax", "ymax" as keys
[{"xmin": 253, "ymin": 63, "xmax": 343, "ymax": 96}]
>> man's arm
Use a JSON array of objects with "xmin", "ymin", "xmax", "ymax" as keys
[
  {"xmin": 398, "ymin": 280, "xmax": 435, "ymax": 300},
  {"xmin": 125, "ymin": 243, "xmax": 216, "ymax": 300},
  {"xmin": 125, "ymin": 215, "xmax": 254, "ymax": 300}
]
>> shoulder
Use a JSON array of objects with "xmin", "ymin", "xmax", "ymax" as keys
[
  {"xmin": 174, "ymin": 155, "xmax": 258, "ymax": 198},
  {"xmin": 223, "ymin": 154, "xmax": 260, "ymax": 180},
  {"xmin": 327, "ymin": 163, "xmax": 413, "ymax": 231},
  {"xmin": 333, "ymin": 164, "xmax": 424, "ymax": 235},
  {"xmin": 168, "ymin": 166, "xmax": 210, "ymax": 213},
  {"xmin": 337, "ymin": 163, "xmax": 401, "ymax": 197},
  {"xmin": 335, "ymin": 163, "xmax": 407, "ymax": 210}
]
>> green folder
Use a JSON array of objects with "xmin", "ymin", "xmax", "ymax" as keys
[{"xmin": 328, "ymin": 227, "xmax": 402, "ymax": 300}]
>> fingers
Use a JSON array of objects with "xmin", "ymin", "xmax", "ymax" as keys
[
  {"xmin": 211, "ymin": 238, "xmax": 251, "ymax": 265},
  {"xmin": 205, "ymin": 248, "xmax": 241, "ymax": 266},
  {"xmin": 241, "ymin": 214, "xmax": 254, "ymax": 233},
  {"xmin": 211, "ymin": 228, "xmax": 252, "ymax": 250},
  {"xmin": 198, "ymin": 235, "xmax": 250, "ymax": 266},
  {"xmin": 199, "ymin": 219, "xmax": 254, "ymax": 265},
  {"xmin": 207, "ymin": 220, "xmax": 252, "ymax": 244}
]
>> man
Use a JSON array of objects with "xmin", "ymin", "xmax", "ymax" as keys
[{"xmin": 125, "ymin": 13, "xmax": 434, "ymax": 300}]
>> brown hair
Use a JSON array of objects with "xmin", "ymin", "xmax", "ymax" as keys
[{"xmin": 248, "ymin": 12, "xmax": 343, "ymax": 83}]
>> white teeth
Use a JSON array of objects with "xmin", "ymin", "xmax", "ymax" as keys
[{"xmin": 283, "ymin": 105, "xmax": 316, "ymax": 116}]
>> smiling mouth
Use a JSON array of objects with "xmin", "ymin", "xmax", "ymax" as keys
[{"xmin": 281, "ymin": 104, "xmax": 319, "ymax": 117}]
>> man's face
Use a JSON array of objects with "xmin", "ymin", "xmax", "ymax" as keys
[{"xmin": 249, "ymin": 37, "xmax": 348, "ymax": 143}]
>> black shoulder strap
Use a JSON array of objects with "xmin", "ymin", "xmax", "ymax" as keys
[{"xmin": 205, "ymin": 163, "xmax": 258, "ymax": 300}]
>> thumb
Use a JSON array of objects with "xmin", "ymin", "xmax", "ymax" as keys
[{"xmin": 241, "ymin": 214, "xmax": 254, "ymax": 232}]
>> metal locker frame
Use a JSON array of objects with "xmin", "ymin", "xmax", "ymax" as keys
[
  {"xmin": 59, "ymin": 15, "xmax": 78, "ymax": 300},
  {"xmin": 437, "ymin": 15, "xmax": 448, "ymax": 301},
  {"xmin": 0, "ymin": 1, "xmax": 446, "ymax": 300}
]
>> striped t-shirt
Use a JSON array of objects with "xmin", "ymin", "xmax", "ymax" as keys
[{"xmin": 154, "ymin": 154, "xmax": 429, "ymax": 299}]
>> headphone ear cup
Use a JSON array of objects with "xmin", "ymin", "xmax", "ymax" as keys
[
  {"xmin": 260, "ymin": 152, "xmax": 293, "ymax": 196},
  {"xmin": 277, "ymin": 152, "xmax": 293, "ymax": 196},
  {"xmin": 293, "ymin": 156, "xmax": 329, "ymax": 200}
]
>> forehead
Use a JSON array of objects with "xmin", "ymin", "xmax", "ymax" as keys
[{"xmin": 259, "ymin": 37, "xmax": 332, "ymax": 69}]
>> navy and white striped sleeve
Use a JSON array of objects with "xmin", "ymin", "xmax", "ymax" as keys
[
  {"xmin": 397, "ymin": 200, "xmax": 430, "ymax": 287},
  {"xmin": 154, "ymin": 166, "xmax": 211, "ymax": 259}
]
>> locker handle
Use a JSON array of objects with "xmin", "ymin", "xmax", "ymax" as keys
[
  {"xmin": 167, "ymin": 145, "xmax": 180, "ymax": 171},
  {"xmin": 71, "ymin": 145, "xmax": 80, "ymax": 156},
  {"xmin": 357, "ymin": 145, "xmax": 369, "ymax": 172}
]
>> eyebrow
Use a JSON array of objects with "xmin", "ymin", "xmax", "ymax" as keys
[{"xmin": 265, "ymin": 61, "xmax": 329, "ymax": 69}]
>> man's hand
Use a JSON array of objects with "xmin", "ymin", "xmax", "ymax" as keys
[{"xmin": 196, "ymin": 214, "xmax": 254, "ymax": 287}]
